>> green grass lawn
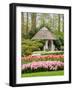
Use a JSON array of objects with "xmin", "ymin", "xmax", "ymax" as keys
[{"xmin": 21, "ymin": 70, "xmax": 64, "ymax": 77}]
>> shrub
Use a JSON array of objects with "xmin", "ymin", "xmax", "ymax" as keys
[
  {"xmin": 21, "ymin": 39, "xmax": 43, "ymax": 56},
  {"xmin": 54, "ymin": 31, "xmax": 64, "ymax": 50}
]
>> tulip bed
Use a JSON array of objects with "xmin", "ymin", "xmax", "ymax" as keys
[
  {"xmin": 22, "ymin": 61, "xmax": 64, "ymax": 73},
  {"xmin": 21, "ymin": 52, "xmax": 64, "ymax": 77},
  {"xmin": 22, "ymin": 55, "xmax": 64, "ymax": 64}
]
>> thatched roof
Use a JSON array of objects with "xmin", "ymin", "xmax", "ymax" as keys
[{"xmin": 32, "ymin": 27, "xmax": 56, "ymax": 40}]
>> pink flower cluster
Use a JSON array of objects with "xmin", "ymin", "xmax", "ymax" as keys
[{"xmin": 22, "ymin": 61, "xmax": 64, "ymax": 73}]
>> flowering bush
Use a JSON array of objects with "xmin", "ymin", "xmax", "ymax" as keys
[
  {"xmin": 22, "ymin": 61, "xmax": 64, "ymax": 73},
  {"xmin": 22, "ymin": 55, "xmax": 64, "ymax": 63}
]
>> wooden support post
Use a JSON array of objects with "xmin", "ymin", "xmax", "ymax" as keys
[
  {"xmin": 44, "ymin": 40, "xmax": 48, "ymax": 51},
  {"xmin": 51, "ymin": 40, "xmax": 55, "ymax": 51}
]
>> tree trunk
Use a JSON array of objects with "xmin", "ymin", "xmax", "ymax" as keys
[
  {"xmin": 26, "ymin": 12, "xmax": 29, "ymax": 33},
  {"xmin": 58, "ymin": 14, "xmax": 60, "ymax": 32},
  {"xmin": 62, "ymin": 15, "xmax": 64, "ymax": 32},
  {"xmin": 31, "ymin": 13, "xmax": 36, "ymax": 30},
  {"xmin": 21, "ymin": 12, "xmax": 24, "ymax": 34}
]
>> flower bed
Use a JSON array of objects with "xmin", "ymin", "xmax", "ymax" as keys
[
  {"xmin": 22, "ymin": 61, "xmax": 64, "ymax": 73},
  {"xmin": 22, "ymin": 55, "xmax": 64, "ymax": 63}
]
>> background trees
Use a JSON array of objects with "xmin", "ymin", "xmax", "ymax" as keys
[
  {"xmin": 21, "ymin": 12, "xmax": 64, "ymax": 56},
  {"xmin": 21, "ymin": 12, "xmax": 64, "ymax": 38}
]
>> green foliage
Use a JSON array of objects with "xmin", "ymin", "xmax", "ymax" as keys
[
  {"xmin": 28, "ymin": 28, "xmax": 39, "ymax": 39},
  {"xmin": 22, "ymin": 39, "xmax": 44, "ymax": 56},
  {"xmin": 54, "ymin": 31, "xmax": 64, "ymax": 50}
]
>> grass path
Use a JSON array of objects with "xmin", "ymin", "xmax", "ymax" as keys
[{"xmin": 22, "ymin": 70, "xmax": 64, "ymax": 77}]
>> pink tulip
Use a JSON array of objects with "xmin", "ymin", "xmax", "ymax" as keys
[{"xmin": 22, "ymin": 61, "xmax": 64, "ymax": 72}]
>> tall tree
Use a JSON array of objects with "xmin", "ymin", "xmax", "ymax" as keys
[
  {"xmin": 61, "ymin": 15, "xmax": 64, "ymax": 32},
  {"xmin": 58, "ymin": 14, "xmax": 60, "ymax": 32},
  {"xmin": 21, "ymin": 12, "xmax": 25, "ymax": 38},
  {"xmin": 31, "ymin": 13, "xmax": 36, "ymax": 30},
  {"xmin": 26, "ymin": 12, "xmax": 29, "ymax": 33}
]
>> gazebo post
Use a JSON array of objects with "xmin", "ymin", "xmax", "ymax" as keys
[
  {"xmin": 51, "ymin": 40, "xmax": 55, "ymax": 51},
  {"xmin": 44, "ymin": 40, "xmax": 48, "ymax": 50}
]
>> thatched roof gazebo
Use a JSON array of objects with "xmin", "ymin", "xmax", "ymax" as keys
[{"xmin": 32, "ymin": 27, "xmax": 56, "ymax": 51}]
